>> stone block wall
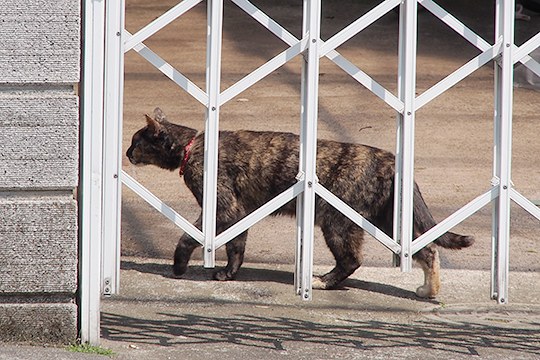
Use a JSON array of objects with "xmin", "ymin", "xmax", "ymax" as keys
[{"xmin": 0, "ymin": 0, "xmax": 80, "ymax": 343}]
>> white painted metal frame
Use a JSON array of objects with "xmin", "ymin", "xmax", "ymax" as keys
[
  {"xmin": 80, "ymin": 0, "xmax": 106, "ymax": 345},
  {"xmin": 81, "ymin": 0, "xmax": 540, "ymax": 343},
  {"xmin": 102, "ymin": 0, "xmax": 125, "ymax": 297}
]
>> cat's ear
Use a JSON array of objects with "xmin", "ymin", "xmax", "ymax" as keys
[
  {"xmin": 153, "ymin": 107, "xmax": 169, "ymax": 123},
  {"xmin": 145, "ymin": 114, "xmax": 162, "ymax": 134}
]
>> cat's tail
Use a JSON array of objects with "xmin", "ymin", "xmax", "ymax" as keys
[{"xmin": 413, "ymin": 184, "xmax": 475, "ymax": 249}]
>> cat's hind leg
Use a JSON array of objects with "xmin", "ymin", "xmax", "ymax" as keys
[
  {"xmin": 213, "ymin": 231, "xmax": 247, "ymax": 281},
  {"xmin": 314, "ymin": 219, "xmax": 364, "ymax": 289},
  {"xmin": 412, "ymin": 244, "xmax": 440, "ymax": 298}
]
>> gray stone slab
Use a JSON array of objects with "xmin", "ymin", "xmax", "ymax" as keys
[
  {"xmin": 0, "ymin": 0, "xmax": 80, "ymax": 83},
  {"xmin": 0, "ymin": 92, "xmax": 79, "ymax": 189},
  {"xmin": 0, "ymin": 91, "xmax": 78, "ymax": 124},
  {"xmin": 0, "ymin": 195, "xmax": 77, "ymax": 294},
  {"xmin": 0, "ymin": 303, "xmax": 77, "ymax": 343}
]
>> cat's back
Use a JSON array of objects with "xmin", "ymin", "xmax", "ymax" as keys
[
  {"xmin": 216, "ymin": 129, "xmax": 395, "ymax": 177},
  {"xmin": 217, "ymin": 129, "xmax": 301, "ymax": 175}
]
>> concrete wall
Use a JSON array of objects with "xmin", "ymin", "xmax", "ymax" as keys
[{"xmin": 0, "ymin": 0, "xmax": 80, "ymax": 343}]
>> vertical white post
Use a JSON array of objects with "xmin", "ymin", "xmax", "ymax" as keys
[
  {"xmin": 203, "ymin": 0, "xmax": 224, "ymax": 267},
  {"xmin": 395, "ymin": 0, "xmax": 418, "ymax": 271},
  {"xmin": 102, "ymin": 0, "xmax": 125, "ymax": 296},
  {"xmin": 298, "ymin": 0, "xmax": 321, "ymax": 301},
  {"xmin": 393, "ymin": 1, "xmax": 404, "ymax": 268},
  {"xmin": 80, "ymin": 0, "xmax": 105, "ymax": 345},
  {"xmin": 491, "ymin": 0, "xmax": 514, "ymax": 304},
  {"xmin": 295, "ymin": 0, "xmax": 310, "ymax": 296},
  {"xmin": 491, "ymin": 0, "xmax": 502, "ymax": 301}
]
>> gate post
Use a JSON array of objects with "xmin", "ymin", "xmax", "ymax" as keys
[
  {"xmin": 202, "ymin": 0, "xmax": 224, "ymax": 267},
  {"xmin": 296, "ymin": 0, "xmax": 322, "ymax": 301},
  {"xmin": 394, "ymin": 0, "xmax": 418, "ymax": 271},
  {"xmin": 80, "ymin": 0, "xmax": 106, "ymax": 345},
  {"xmin": 102, "ymin": 0, "xmax": 125, "ymax": 297},
  {"xmin": 491, "ymin": 0, "xmax": 515, "ymax": 304}
]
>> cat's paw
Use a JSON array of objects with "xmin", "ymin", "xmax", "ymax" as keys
[
  {"xmin": 213, "ymin": 269, "xmax": 236, "ymax": 281},
  {"xmin": 415, "ymin": 285, "xmax": 437, "ymax": 298},
  {"xmin": 172, "ymin": 263, "xmax": 188, "ymax": 278},
  {"xmin": 312, "ymin": 276, "xmax": 329, "ymax": 290}
]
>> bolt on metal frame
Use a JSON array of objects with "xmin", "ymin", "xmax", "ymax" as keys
[{"xmin": 81, "ymin": 0, "xmax": 540, "ymax": 344}]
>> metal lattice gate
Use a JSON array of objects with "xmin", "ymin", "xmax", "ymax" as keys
[{"xmin": 80, "ymin": 0, "xmax": 540, "ymax": 344}]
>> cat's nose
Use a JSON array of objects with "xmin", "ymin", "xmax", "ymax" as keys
[{"xmin": 126, "ymin": 148, "xmax": 136, "ymax": 163}]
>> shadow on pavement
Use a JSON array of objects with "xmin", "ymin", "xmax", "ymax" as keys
[
  {"xmin": 121, "ymin": 260, "xmax": 438, "ymax": 303},
  {"xmin": 101, "ymin": 311, "xmax": 540, "ymax": 356}
]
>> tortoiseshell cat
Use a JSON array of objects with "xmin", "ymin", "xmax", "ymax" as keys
[{"xmin": 126, "ymin": 108, "xmax": 474, "ymax": 298}]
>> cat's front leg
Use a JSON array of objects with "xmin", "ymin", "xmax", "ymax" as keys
[
  {"xmin": 173, "ymin": 216, "xmax": 202, "ymax": 277},
  {"xmin": 173, "ymin": 235, "xmax": 200, "ymax": 277}
]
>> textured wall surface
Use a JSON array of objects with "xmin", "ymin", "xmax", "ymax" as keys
[
  {"xmin": 0, "ymin": 89, "xmax": 79, "ymax": 189},
  {"xmin": 0, "ymin": 195, "xmax": 78, "ymax": 293},
  {"xmin": 0, "ymin": 0, "xmax": 80, "ymax": 344},
  {"xmin": 0, "ymin": 0, "xmax": 80, "ymax": 83}
]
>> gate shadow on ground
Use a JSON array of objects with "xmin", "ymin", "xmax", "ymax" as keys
[
  {"xmin": 101, "ymin": 311, "xmax": 540, "ymax": 356},
  {"xmin": 121, "ymin": 260, "xmax": 437, "ymax": 303}
]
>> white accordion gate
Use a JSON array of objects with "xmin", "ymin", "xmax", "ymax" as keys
[{"xmin": 80, "ymin": 0, "xmax": 540, "ymax": 344}]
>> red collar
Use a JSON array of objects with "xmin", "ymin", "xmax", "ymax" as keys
[{"xmin": 179, "ymin": 137, "xmax": 196, "ymax": 176}]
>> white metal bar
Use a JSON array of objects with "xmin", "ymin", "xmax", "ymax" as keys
[
  {"xmin": 491, "ymin": 2, "xmax": 503, "ymax": 301},
  {"xmin": 231, "ymin": 0, "xmax": 298, "ymax": 46},
  {"xmin": 516, "ymin": 52, "xmax": 540, "ymax": 78},
  {"xmin": 202, "ymin": 0, "xmax": 224, "ymax": 268},
  {"xmin": 420, "ymin": 0, "xmax": 491, "ymax": 52},
  {"xmin": 491, "ymin": 0, "xmax": 515, "ymax": 305},
  {"xmin": 513, "ymin": 32, "xmax": 540, "ymax": 64},
  {"xmin": 315, "ymin": 183, "xmax": 400, "ymax": 253},
  {"xmin": 215, "ymin": 182, "xmax": 303, "ymax": 248},
  {"xmin": 422, "ymin": 0, "xmax": 538, "ymax": 74},
  {"xmin": 393, "ymin": 3, "xmax": 406, "ymax": 266},
  {"xmin": 80, "ymin": 0, "xmax": 105, "ymax": 345},
  {"xmin": 320, "ymin": 0, "xmax": 401, "ymax": 56},
  {"xmin": 411, "ymin": 187, "xmax": 499, "ymax": 254},
  {"xmin": 234, "ymin": 0, "xmax": 403, "ymax": 112},
  {"xmin": 325, "ymin": 51, "xmax": 404, "ymax": 113},
  {"xmin": 416, "ymin": 41, "xmax": 503, "ymax": 110},
  {"xmin": 233, "ymin": 0, "xmax": 403, "ymax": 112},
  {"xmin": 124, "ymin": 0, "xmax": 203, "ymax": 51},
  {"xmin": 319, "ymin": 0, "xmax": 403, "ymax": 112},
  {"xmin": 121, "ymin": 171, "xmax": 204, "ymax": 243},
  {"xmin": 220, "ymin": 37, "xmax": 308, "ymax": 105},
  {"xmin": 126, "ymin": 31, "xmax": 208, "ymax": 106},
  {"xmin": 422, "ymin": 0, "xmax": 537, "ymax": 74},
  {"xmin": 295, "ymin": 186, "xmax": 305, "ymax": 295},
  {"xmin": 101, "ymin": 0, "xmax": 125, "ymax": 297},
  {"xmin": 395, "ymin": 0, "xmax": 418, "ymax": 272},
  {"xmin": 297, "ymin": 0, "xmax": 321, "ymax": 301},
  {"xmin": 295, "ymin": 0, "xmax": 310, "ymax": 296},
  {"xmin": 511, "ymin": 188, "xmax": 540, "ymax": 222},
  {"xmin": 392, "ymin": 108, "xmax": 404, "ymax": 266}
]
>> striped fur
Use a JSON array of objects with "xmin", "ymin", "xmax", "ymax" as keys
[{"xmin": 126, "ymin": 108, "xmax": 474, "ymax": 298}]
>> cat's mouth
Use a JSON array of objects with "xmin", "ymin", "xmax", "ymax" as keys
[{"xmin": 128, "ymin": 156, "xmax": 142, "ymax": 166}]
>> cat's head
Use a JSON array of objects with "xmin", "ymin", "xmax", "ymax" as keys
[{"xmin": 126, "ymin": 108, "xmax": 181, "ymax": 170}]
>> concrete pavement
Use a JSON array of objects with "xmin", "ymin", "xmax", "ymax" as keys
[{"xmin": 2, "ymin": 257, "xmax": 539, "ymax": 359}]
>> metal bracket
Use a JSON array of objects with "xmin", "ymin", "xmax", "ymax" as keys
[
  {"xmin": 103, "ymin": 277, "xmax": 112, "ymax": 297},
  {"xmin": 490, "ymin": 176, "xmax": 500, "ymax": 187}
]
